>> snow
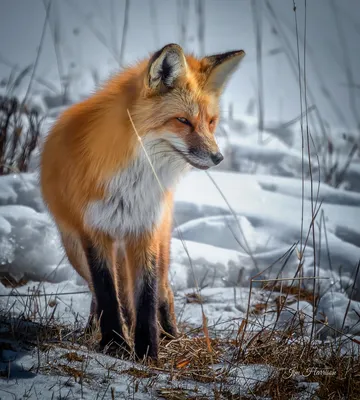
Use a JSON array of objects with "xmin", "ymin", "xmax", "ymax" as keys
[
  {"xmin": 0, "ymin": 343, "xmax": 278, "ymax": 400},
  {"xmin": 1, "ymin": 70, "xmax": 360, "ymax": 400},
  {"xmin": 0, "ymin": 111, "xmax": 359, "ymax": 329},
  {"xmin": 0, "ymin": 205, "xmax": 74, "ymax": 285},
  {"xmin": 173, "ymin": 171, "xmax": 360, "ymax": 302},
  {"xmin": 0, "ymin": 173, "xmax": 43, "ymax": 211}
]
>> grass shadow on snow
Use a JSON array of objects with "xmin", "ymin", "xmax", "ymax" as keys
[{"xmin": 0, "ymin": 280, "xmax": 359, "ymax": 399}]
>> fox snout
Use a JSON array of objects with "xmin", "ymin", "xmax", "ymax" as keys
[
  {"xmin": 211, "ymin": 152, "xmax": 224, "ymax": 165},
  {"xmin": 185, "ymin": 146, "xmax": 224, "ymax": 170}
]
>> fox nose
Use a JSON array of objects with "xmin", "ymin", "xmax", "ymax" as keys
[{"xmin": 210, "ymin": 152, "xmax": 224, "ymax": 165}]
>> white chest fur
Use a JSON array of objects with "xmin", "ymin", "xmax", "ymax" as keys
[{"xmin": 84, "ymin": 136, "xmax": 188, "ymax": 237}]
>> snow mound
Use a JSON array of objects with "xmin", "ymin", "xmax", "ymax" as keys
[
  {"xmin": 0, "ymin": 173, "xmax": 43, "ymax": 211},
  {"xmin": 0, "ymin": 112, "xmax": 359, "ymax": 341},
  {"xmin": 0, "ymin": 205, "xmax": 72, "ymax": 284}
]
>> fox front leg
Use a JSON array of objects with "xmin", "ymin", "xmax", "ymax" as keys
[
  {"xmin": 127, "ymin": 236, "xmax": 159, "ymax": 360},
  {"xmin": 82, "ymin": 234, "xmax": 130, "ymax": 353}
]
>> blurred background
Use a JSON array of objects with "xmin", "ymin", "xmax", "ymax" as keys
[{"xmin": 0, "ymin": 0, "xmax": 359, "ymax": 131}]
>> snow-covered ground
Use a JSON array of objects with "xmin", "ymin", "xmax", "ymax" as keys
[
  {"xmin": 1, "ymin": 111, "xmax": 359, "ymax": 331},
  {"xmin": 1, "ymin": 97, "xmax": 360, "ymax": 400}
]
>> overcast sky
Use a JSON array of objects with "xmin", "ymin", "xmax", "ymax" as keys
[{"xmin": 1, "ymin": 0, "xmax": 359, "ymax": 131}]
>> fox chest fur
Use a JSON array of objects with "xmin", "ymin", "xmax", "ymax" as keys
[{"xmin": 84, "ymin": 138, "xmax": 187, "ymax": 237}]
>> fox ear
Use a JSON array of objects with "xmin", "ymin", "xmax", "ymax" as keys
[
  {"xmin": 147, "ymin": 44, "xmax": 187, "ymax": 91},
  {"xmin": 203, "ymin": 50, "xmax": 245, "ymax": 93}
]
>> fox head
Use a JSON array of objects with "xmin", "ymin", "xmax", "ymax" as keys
[{"xmin": 132, "ymin": 43, "xmax": 245, "ymax": 170}]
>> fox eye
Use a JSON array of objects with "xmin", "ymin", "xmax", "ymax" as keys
[
  {"xmin": 177, "ymin": 117, "xmax": 192, "ymax": 127},
  {"xmin": 209, "ymin": 119, "xmax": 215, "ymax": 125}
]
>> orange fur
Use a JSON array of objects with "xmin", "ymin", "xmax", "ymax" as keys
[{"xmin": 40, "ymin": 43, "xmax": 245, "ymax": 359}]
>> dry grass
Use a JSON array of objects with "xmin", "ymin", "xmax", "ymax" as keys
[
  {"xmin": 157, "ymin": 336, "xmax": 225, "ymax": 384},
  {"xmin": 0, "ymin": 95, "xmax": 42, "ymax": 175},
  {"xmin": 260, "ymin": 281, "xmax": 318, "ymax": 305},
  {"xmin": 1, "ymin": 284, "xmax": 359, "ymax": 400},
  {"xmin": 245, "ymin": 330, "xmax": 360, "ymax": 399},
  {"xmin": 253, "ymin": 373, "xmax": 301, "ymax": 399}
]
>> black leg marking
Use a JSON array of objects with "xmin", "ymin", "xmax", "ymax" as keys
[
  {"xmin": 135, "ymin": 257, "xmax": 158, "ymax": 360},
  {"xmin": 159, "ymin": 302, "xmax": 176, "ymax": 338},
  {"xmin": 85, "ymin": 244, "xmax": 128, "ymax": 350}
]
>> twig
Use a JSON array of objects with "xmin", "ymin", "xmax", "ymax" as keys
[
  {"xmin": 23, "ymin": 0, "xmax": 52, "ymax": 104},
  {"xmin": 0, "ymin": 291, "xmax": 90, "ymax": 298},
  {"xmin": 251, "ymin": 0, "xmax": 264, "ymax": 143},
  {"xmin": 119, "ymin": 0, "xmax": 130, "ymax": 68}
]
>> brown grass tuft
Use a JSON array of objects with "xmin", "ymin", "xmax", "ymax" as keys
[
  {"xmin": 1, "ymin": 286, "xmax": 359, "ymax": 399},
  {"xmin": 0, "ymin": 95, "xmax": 43, "ymax": 175}
]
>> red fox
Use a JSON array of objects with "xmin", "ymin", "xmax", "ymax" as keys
[{"xmin": 40, "ymin": 43, "xmax": 245, "ymax": 360}]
